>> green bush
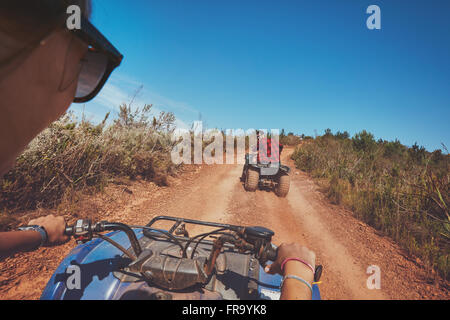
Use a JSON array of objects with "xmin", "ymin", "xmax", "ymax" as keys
[{"xmin": 291, "ymin": 130, "xmax": 450, "ymax": 279}]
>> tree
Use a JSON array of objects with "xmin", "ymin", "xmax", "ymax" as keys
[
  {"xmin": 352, "ymin": 130, "xmax": 376, "ymax": 153},
  {"xmin": 408, "ymin": 142, "xmax": 426, "ymax": 164},
  {"xmin": 324, "ymin": 128, "xmax": 332, "ymax": 137},
  {"xmin": 335, "ymin": 131, "xmax": 350, "ymax": 139}
]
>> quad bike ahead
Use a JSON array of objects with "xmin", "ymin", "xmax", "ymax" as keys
[
  {"xmin": 241, "ymin": 153, "xmax": 291, "ymax": 197},
  {"xmin": 41, "ymin": 216, "xmax": 322, "ymax": 300}
]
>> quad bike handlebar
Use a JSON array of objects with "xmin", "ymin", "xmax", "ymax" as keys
[
  {"xmin": 64, "ymin": 220, "xmax": 142, "ymax": 256},
  {"xmin": 64, "ymin": 218, "xmax": 280, "ymax": 290},
  {"xmin": 65, "ymin": 219, "xmax": 278, "ymax": 265}
]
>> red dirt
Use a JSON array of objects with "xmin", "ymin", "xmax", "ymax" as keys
[{"xmin": 0, "ymin": 148, "xmax": 448, "ymax": 300}]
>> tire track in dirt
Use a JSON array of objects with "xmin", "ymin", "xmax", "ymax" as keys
[
  {"xmin": 123, "ymin": 148, "xmax": 448, "ymax": 299},
  {"xmin": 222, "ymin": 148, "xmax": 448, "ymax": 299},
  {"xmin": 286, "ymin": 181, "xmax": 386, "ymax": 299},
  {"xmin": 225, "ymin": 169, "xmax": 385, "ymax": 299},
  {"xmin": 0, "ymin": 164, "xmax": 242, "ymax": 300},
  {"xmin": 139, "ymin": 164, "xmax": 242, "ymax": 234},
  {"xmin": 1, "ymin": 149, "xmax": 448, "ymax": 299}
]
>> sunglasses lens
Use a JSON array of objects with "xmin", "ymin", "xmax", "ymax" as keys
[{"xmin": 75, "ymin": 51, "xmax": 108, "ymax": 100}]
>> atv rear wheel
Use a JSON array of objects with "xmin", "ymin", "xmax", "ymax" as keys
[
  {"xmin": 244, "ymin": 168, "xmax": 259, "ymax": 191},
  {"xmin": 275, "ymin": 173, "xmax": 290, "ymax": 197}
]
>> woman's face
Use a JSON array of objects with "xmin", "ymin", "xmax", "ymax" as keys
[{"xmin": 0, "ymin": 28, "xmax": 88, "ymax": 176}]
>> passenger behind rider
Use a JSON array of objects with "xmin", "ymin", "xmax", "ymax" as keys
[
  {"xmin": 0, "ymin": 0, "xmax": 316, "ymax": 300},
  {"xmin": 255, "ymin": 130, "xmax": 284, "ymax": 164}
]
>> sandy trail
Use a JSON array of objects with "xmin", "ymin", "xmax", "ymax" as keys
[
  {"xmin": 143, "ymin": 164, "xmax": 241, "ymax": 235},
  {"xmin": 0, "ymin": 148, "xmax": 448, "ymax": 299},
  {"xmin": 134, "ymin": 148, "xmax": 447, "ymax": 299},
  {"xmin": 218, "ymin": 152, "xmax": 385, "ymax": 299}
]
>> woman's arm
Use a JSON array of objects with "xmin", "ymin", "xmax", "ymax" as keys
[
  {"xmin": 266, "ymin": 242, "xmax": 316, "ymax": 300},
  {"xmin": 0, "ymin": 214, "xmax": 68, "ymax": 260},
  {"xmin": 280, "ymin": 259, "xmax": 315, "ymax": 299},
  {"xmin": 0, "ymin": 231, "xmax": 43, "ymax": 260}
]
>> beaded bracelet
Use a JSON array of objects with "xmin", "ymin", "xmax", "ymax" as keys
[{"xmin": 280, "ymin": 275, "xmax": 313, "ymax": 293}]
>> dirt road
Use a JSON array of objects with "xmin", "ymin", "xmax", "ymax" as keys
[{"xmin": 0, "ymin": 148, "xmax": 448, "ymax": 299}]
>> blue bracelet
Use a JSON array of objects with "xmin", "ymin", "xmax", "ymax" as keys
[
  {"xmin": 18, "ymin": 225, "xmax": 48, "ymax": 247},
  {"xmin": 280, "ymin": 275, "xmax": 313, "ymax": 293}
]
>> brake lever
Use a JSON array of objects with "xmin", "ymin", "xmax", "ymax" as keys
[
  {"xmin": 66, "ymin": 219, "xmax": 142, "ymax": 256},
  {"xmin": 65, "ymin": 219, "xmax": 94, "ymax": 244}
]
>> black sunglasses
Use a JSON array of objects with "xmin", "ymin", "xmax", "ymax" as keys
[{"xmin": 70, "ymin": 16, "xmax": 123, "ymax": 103}]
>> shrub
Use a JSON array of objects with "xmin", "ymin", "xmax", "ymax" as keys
[
  {"xmin": 280, "ymin": 129, "xmax": 302, "ymax": 146},
  {"xmin": 291, "ymin": 130, "xmax": 450, "ymax": 280},
  {"xmin": 0, "ymin": 104, "xmax": 178, "ymax": 212},
  {"xmin": 352, "ymin": 130, "xmax": 377, "ymax": 153}
]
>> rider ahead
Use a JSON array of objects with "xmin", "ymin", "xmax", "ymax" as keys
[{"xmin": 256, "ymin": 130, "xmax": 284, "ymax": 164}]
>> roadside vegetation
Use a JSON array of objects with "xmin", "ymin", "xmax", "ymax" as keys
[
  {"xmin": 1, "ymin": 107, "xmax": 448, "ymax": 281},
  {"xmin": 280, "ymin": 129, "xmax": 303, "ymax": 146},
  {"xmin": 0, "ymin": 104, "xmax": 178, "ymax": 222},
  {"xmin": 291, "ymin": 129, "xmax": 449, "ymax": 279}
]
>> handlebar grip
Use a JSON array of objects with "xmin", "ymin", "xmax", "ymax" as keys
[
  {"xmin": 265, "ymin": 243, "xmax": 278, "ymax": 262},
  {"xmin": 64, "ymin": 225, "xmax": 74, "ymax": 236}
]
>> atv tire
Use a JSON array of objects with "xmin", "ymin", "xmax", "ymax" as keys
[
  {"xmin": 244, "ymin": 168, "xmax": 259, "ymax": 192},
  {"xmin": 275, "ymin": 173, "xmax": 290, "ymax": 197}
]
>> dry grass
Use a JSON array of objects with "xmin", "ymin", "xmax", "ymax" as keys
[
  {"xmin": 0, "ymin": 104, "xmax": 179, "ymax": 217},
  {"xmin": 291, "ymin": 130, "xmax": 450, "ymax": 279}
]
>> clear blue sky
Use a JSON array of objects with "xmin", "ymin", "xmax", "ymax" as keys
[{"xmin": 70, "ymin": 0, "xmax": 450, "ymax": 152}]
